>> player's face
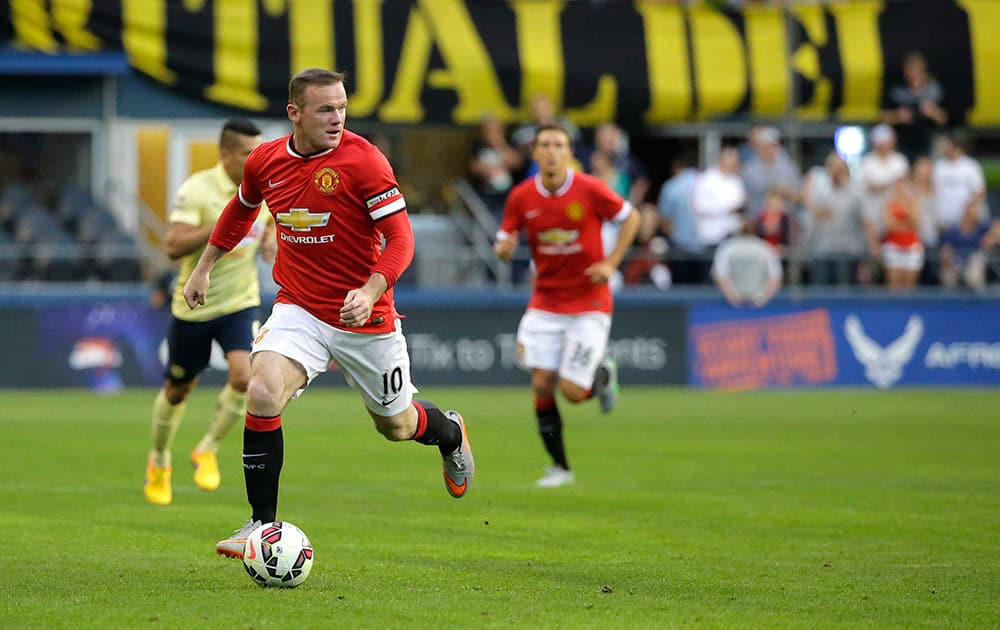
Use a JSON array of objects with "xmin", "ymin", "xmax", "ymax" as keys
[
  {"xmin": 533, "ymin": 129, "xmax": 572, "ymax": 176},
  {"xmin": 220, "ymin": 134, "xmax": 262, "ymax": 186},
  {"xmin": 288, "ymin": 82, "xmax": 348, "ymax": 153}
]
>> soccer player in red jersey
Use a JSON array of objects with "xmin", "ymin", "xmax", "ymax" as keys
[
  {"xmin": 181, "ymin": 68, "xmax": 474, "ymax": 558},
  {"xmin": 495, "ymin": 124, "xmax": 639, "ymax": 487}
]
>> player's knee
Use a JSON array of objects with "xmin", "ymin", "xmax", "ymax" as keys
[
  {"xmin": 164, "ymin": 381, "xmax": 193, "ymax": 405},
  {"xmin": 559, "ymin": 380, "xmax": 588, "ymax": 403},
  {"xmin": 229, "ymin": 373, "xmax": 250, "ymax": 393},
  {"xmin": 373, "ymin": 414, "xmax": 410, "ymax": 441},
  {"xmin": 245, "ymin": 377, "xmax": 282, "ymax": 411}
]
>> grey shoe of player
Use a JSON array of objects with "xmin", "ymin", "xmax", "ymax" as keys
[
  {"xmin": 442, "ymin": 411, "xmax": 474, "ymax": 498},
  {"xmin": 216, "ymin": 518, "xmax": 262, "ymax": 559},
  {"xmin": 536, "ymin": 466, "xmax": 575, "ymax": 488},
  {"xmin": 597, "ymin": 356, "xmax": 620, "ymax": 414}
]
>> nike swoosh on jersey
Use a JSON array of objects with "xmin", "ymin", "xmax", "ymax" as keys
[
  {"xmin": 268, "ymin": 178, "xmax": 286, "ymax": 188},
  {"xmin": 526, "ymin": 209, "xmax": 542, "ymax": 218},
  {"xmin": 379, "ymin": 395, "xmax": 401, "ymax": 407}
]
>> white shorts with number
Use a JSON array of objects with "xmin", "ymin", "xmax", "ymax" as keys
[
  {"xmin": 516, "ymin": 308, "xmax": 612, "ymax": 389},
  {"xmin": 250, "ymin": 302, "xmax": 417, "ymax": 417}
]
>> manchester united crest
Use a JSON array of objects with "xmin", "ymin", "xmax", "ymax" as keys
[
  {"xmin": 313, "ymin": 167, "xmax": 340, "ymax": 194},
  {"xmin": 565, "ymin": 201, "xmax": 585, "ymax": 221}
]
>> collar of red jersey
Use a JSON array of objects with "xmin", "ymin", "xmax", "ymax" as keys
[
  {"xmin": 285, "ymin": 135, "xmax": 335, "ymax": 160},
  {"xmin": 533, "ymin": 168, "xmax": 575, "ymax": 198}
]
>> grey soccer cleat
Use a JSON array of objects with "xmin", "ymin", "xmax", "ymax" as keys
[
  {"xmin": 442, "ymin": 411, "xmax": 474, "ymax": 498},
  {"xmin": 216, "ymin": 519, "xmax": 262, "ymax": 559},
  {"xmin": 597, "ymin": 356, "xmax": 620, "ymax": 414}
]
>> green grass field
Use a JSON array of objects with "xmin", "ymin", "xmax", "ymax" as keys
[{"xmin": 1, "ymin": 387, "xmax": 998, "ymax": 628}]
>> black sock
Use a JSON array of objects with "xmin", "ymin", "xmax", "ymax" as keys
[
  {"xmin": 412, "ymin": 399, "xmax": 462, "ymax": 455},
  {"xmin": 536, "ymin": 400, "xmax": 568, "ymax": 470},
  {"xmin": 592, "ymin": 363, "xmax": 610, "ymax": 394},
  {"xmin": 243, "ymin": 422, "xmax": 283, "ymax": 523}
]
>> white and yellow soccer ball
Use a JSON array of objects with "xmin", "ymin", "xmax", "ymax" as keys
[{"xmin": 242, "ymin": 521, "xmax": 314, "ymax": 588}]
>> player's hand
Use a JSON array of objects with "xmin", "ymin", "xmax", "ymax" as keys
[
  {"xmin": 585, "ymin": 260, "xmax": 615, "ymax": 284},
  {"xmin": 182, "ymin": 272, "xmax": 210, "ymax": 309},
  {"xmin": 340, "ymin": 287, "xmax": 376, "ymax": 328},
  {"xmin": 494, "ymin": 235, "xmax": 518, "ymax": 262}
]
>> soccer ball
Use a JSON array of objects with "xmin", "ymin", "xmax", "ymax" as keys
[{"xmin": 242, "ymin": 521, "xmax": 314, "ymax": 588}]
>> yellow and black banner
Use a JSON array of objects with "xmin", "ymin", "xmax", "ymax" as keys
[{"xmin": 2, "ymin": 0, "xmax": 997, "ymax": 127}]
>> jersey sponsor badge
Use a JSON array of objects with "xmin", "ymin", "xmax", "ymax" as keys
[{"xmin": 276, "ymin": 208, "xmax": 331, "ymax": 232}]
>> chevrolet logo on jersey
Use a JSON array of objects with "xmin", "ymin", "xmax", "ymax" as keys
[
  {"xmin": 537, "ymin": 228, "xmax": 579, "ymax": 245},
  {"xmin": 276, "ymin": 208, "xmax": 331, "ymax": 232}
]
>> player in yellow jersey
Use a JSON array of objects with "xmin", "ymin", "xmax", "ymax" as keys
[{"xmin": 145, "ymin": 119, "xmax": 275, "ymax": 505}]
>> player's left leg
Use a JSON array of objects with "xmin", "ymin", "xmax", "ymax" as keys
[
  {"xmin": 556, "ymin": 312, "xmax": 616, "ymax": 412},
  {"xmin": 192, "ymin": 309, "xmax": 257, "ymax": 492},
  {"xmin": 331, "ymin": 323, "xmax": 472, "ymax": 498}
]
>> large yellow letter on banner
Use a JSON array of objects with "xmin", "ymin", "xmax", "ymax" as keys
[
  {"xmin": 122, "ymin": 0, "xmax": 176, "ymax": 84},
  {"xmin": 380, "ymin": 0, "xmax": 511, "ymax": 123},
  {"xmin": 828, "ymin": 0, "xmax": 883, "ymax": 120},
  {"xmin": 744, "ymin": 5, "xmax": 788, "ymax": 117},
  {"xmin": 204, "ymin": 0, "xmax": 267, "ymax": 111},
  {"xmin": 959, "ymin": 0, "xmax": 1000, "ymax": 126},
  {"xmin": 688, "ymin": 6, "xmax": 747, "ymax": 120},
  {"xmin": 637, "ymin": 0, "xmax": 691, "ymax": 123}
]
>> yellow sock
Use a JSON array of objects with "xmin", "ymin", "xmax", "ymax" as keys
[
  {"xmin": 150, "ymin": 389, "xmax": 186, "ymax": 468},
  {"xmin": 195, "ymin": 384, "xmax": 246, "ymax": 454}
]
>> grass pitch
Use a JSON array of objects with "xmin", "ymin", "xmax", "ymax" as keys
[{"xmin": 1, "ymin": 386, "xmax": 998, "ymax": 628}]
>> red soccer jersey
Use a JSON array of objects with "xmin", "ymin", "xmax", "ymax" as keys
[
  {"xmin": 498, "ymin": 170, "xmax": 631, "ymax": 314},
  {"xmin": 236, "ymin": 130, "xmax": 408, "ymax": 333}
]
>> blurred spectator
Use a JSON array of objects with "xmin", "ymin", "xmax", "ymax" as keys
[
  {"xmin": 711, "ymin": 222, "xmax": 782, "ymax": 308},
  {"xmin": 882, "ymin": 176, "xmax": 924, "ymax": 290},
  {"xmin": 939, "ymin": 206, "xmax": 1000, "ymax": 291},
  {"xmin": 468, "ymin": 116, "xmax": 523, "ymax": 216},
  {"xmin": 881, "ymin": 51, "xmax": 948, "ymax": 162},
  {"xmin": 802, "ymin": 152, "xmax": 872, "ymax": 286},
  {"xmin": 590, "ymin": 123, "xmax": 651, "ymax": 209},
  {"xmin": 511, "ymin": 94, "xmax": 582, "ymax": 176},
  {"xmin": 590, "ymin": 150, "xmax": 630, "ymax": 199},
  {"xmin": 149, "ymin": 267, "xmax": 178, "ymax": 310},
  {"xmin": 859, "ymin": 124, "xmax": 909, "ymax": 246},
  {"xmin": 691, "ymin": 146, "xmax": 746, "ymax": 256},
  {"xmin": 910, "ymin": 156, "xmax": 939, "ymax": 284},
  {"xmin": 933, "ymin": 131, "xmax": 987, "ymax": 235},
  {"xmin": 657, "ymin": 157, "xmax": 703, "ymax": 285},
  {"xmin": 755, "ymin": 190, "xmax": 795, "ymax": 255},
  {"xmin": 741, "ymin": 125, "xmax": 801, "ymax": 219}
]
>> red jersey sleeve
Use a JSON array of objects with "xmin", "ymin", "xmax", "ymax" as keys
[
  {"xmin": 370, "ymin": 210, "xmax": 414, "ymax": 288},
  {"xmin": 497, "ymin": 186, "xmax": 524, "ymax": 240},
  {"xmin": 588, "ymin": 176, "xmax": 631, "ymax": 223},
  {"xmin": 357, "ymin": 148, "xmax": 406, "ymax": 221},
  {"xmin": 209, "ymin": 149, "xmax": 266, "ymax": 250}
]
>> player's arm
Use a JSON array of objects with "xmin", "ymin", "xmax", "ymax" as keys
[
  {"xmin": 494, "ymin": 195, "xmax": 522, "ymax": 262},
  {"xmin": 586, "ymin": 202, "xmax": 640, "ymax": 284},
  {"xmin": 165, "ymin": 222, "xmax": 214, "ymax": 260},
  {"xmin": 341, "ymin": 210, "xmax": 414, "ymax": 328},
  {"xmin": 183, "ymin": 193, "xmax": 262, "ymax": 309}
]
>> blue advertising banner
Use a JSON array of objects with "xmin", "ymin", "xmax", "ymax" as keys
[{"xmin": 688, "ymin": 300, "xmax": 1000, "ymax": 389}]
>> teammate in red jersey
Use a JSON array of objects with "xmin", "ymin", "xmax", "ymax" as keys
[
  {"xmin": 495, "ymin": 124, "xmax": 639, "ymax": 488},
  {"xmin": 181, "ymin": 68, "xmax": 475, "ymax": 558}
]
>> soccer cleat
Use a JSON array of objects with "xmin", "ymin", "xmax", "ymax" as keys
[
  {"xmin": 216, "ymin": 519, "xmax": 262, "ymax": 559},
  {"xmin": 597, "ymin": 356, "xmax": 620, "ymax": 414},
  {"xmin": 144, "ymin": 460, "xmax": 172, "ymax": 505},
  {"xmin": 442, "ymin": 410, "xmax": 475, "ymax": 498},
  {"xmin": 191, "ymin": 450, "xmax": 221, "ymax": 492},
  {"xmin": 536, "ymin": 466, "xmax": 575, "ymax": 488}
]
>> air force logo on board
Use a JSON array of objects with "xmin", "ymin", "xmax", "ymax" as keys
[{"xmin": 844, "ymin": 315, "xmax": 924, "ymax": 388}]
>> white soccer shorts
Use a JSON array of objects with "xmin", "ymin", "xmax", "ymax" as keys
[
  {"xmin": 882, "ymin": 242, "xmax": 924, "ymax": 271},
  {"xmin": 516, "ymin": 308, "xmax": 612, "ymax": 389},
  {"xmin": 250, "ymin": 302, "xmax": 416, "ymax": 417}
]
